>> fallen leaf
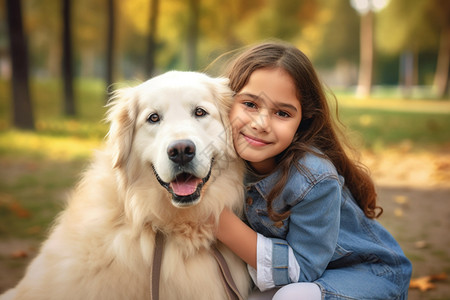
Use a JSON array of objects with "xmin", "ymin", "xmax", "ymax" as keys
[
  {"xmin": 0, "ymin": 193, "xmax": 32, "ymax": 218},
  {"xmin": 414, "ymin": 240, "xmax": 428, "ymax": 249},
  {"xmin": 8, "ymin": 201, "xmax": 31, "ymax": 218},
  {"xmin": 435, "ymin": 160, "xmax": 450, "ymax": 171},
  {"xmin": 394, "ymin": 208, "xmax": 403, "ymax": 217},
  {"xmin": 394, "ymin": 195, "xmax": 408, "ymax": 205},
  {"xmin": 429, "ymin": 273, "xmax": 448, "ymax": 281},
  {"xmin": 27, "ymin": 225, "xmax": 42, "ymax": 235},
  {"xmin": 11, "ymin": 250, "xmax": 28, "ymax": 259},
  {"xmin": 409, "ymin": 273, "xmax": 447, "ymax": 291},
  {"xmin": 25, "ymin": 162, "xmax": 39, "ymax": 171}
]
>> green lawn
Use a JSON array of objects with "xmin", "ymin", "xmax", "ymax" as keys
[
  {"xmin": 0, "ymin": 78, "xmax": 108, "ymax": 239},
  {"xmin": 339, "ymin": 104, "xmax": 450, "ymax": 152},
  {"xmin": 1, "ymin": 78, "xmax": 449, "ymax": 154},
  {"xmin": 0, "ymin": 78, "xmax": 449, "ymax": 239},
  {"xmin": 0, "ymin": 158, "xmax": 87, "ymax": 240}
]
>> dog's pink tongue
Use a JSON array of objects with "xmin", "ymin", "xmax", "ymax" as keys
[{"xmin": 171, "ymin": 177, "xmax": 201, "ymax": 196}]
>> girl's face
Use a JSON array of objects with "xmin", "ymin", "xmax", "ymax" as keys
[{"xmin": 229, "ymin": 67, "xmax": 302, "ymax": 174}]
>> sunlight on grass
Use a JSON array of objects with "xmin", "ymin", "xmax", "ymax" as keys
[
  {"xmin": 0, "ymin": 130, "xmax": 104, "ymax": 160},
  {"xmin": 337, "ymin": 97, "xmax": 450, "ymax": 114},
  {"xmin": 333, "ymin": 97, "xmax": 450, "ymax": 152},
  {"xmin": 34, "ymin": 119, "xmax": 108, "ymax": 139},
  {"xmin": 358, "ymin": 114, "xmax": 373, "ymax": 127},
  {"xmin": 1, "ymin": 79, "xmax": 449, "ymax": 155}
]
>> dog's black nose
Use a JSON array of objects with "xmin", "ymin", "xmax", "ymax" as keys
[{"xmin": 167, "ymin": 139, "xmax": 196, "ymax": 165}]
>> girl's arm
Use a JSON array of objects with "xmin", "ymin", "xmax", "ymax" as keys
[
  {"xmin": 217, "ymin": 208, "xmax": 300, "ymax": 291},
  {"xmin": 216, "ymin": 208, "xmax": 257, "ymax": 269},
  {"xmin": 217, "ymin": 177, "xmax": 341, "ymax": 287}
]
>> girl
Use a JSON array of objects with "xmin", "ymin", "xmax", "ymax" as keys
[{"xmin": 215, "ymin": 42, "xmax": 412, "ymax": 299}]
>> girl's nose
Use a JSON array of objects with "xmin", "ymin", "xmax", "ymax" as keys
[{"xmin": 250, "ymin": 112, "xmax": 271, "ymax": 133}]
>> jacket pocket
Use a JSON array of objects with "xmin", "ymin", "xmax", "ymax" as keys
[{"xmin": 256, "ymin": 209, "xmax": 289, "ymax": 238}]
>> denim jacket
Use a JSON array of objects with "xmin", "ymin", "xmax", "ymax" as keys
[{"xmin": 244, "ymin": 152, "xmax": 412, "ymax": 299}]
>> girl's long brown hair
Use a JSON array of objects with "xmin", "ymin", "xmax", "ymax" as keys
[{"xmin": 225, "ymin": 41, "xmax": 382, "ymax": 221}]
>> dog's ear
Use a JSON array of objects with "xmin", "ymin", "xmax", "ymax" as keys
[
  {"xmin": 106, "ymin": 86, "xmax": 138, "ymax": 169},
  {"xmin": 209, "ymin": 77, "xmax": 237, "ymax": 159}
]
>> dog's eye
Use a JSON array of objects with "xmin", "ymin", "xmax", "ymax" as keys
[
  {"xmin": 194, "ymin": 107, "xmax": 208, "ymax": 118},
  {"xmin": 147, "ymin": 113, "xmax": 160, "ymax": 123}
]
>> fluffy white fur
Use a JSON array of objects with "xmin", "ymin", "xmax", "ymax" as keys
[{"xmin": 1, "ymin": 71, "xmax": 251, "ymax": 300}]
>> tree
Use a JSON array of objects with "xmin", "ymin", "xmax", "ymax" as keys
[
  {"xmin": 6, "ymin": 0, "xmax": 35, "ymax": 129},
  {"xmin": 106, "ymin": 0, "xmax": 115, "ymax": 94},
  {"xmin": 187, "ymin": 0, "xmax": 200, "ymax": 70},
  {"xmin": 62, "ymin": 0, "xmax": 75, "ymax": 116},
  {"xmin": 351, "ymin": 0, "xmax": 390, "ymax": 97},
  {"xmin": 430, "ymin": 0, "xmax": 450, "ymax": 98},
  {"xmin": 313, "ymin": 0, "xmax": 360, "ymax": 67},
  {"xmin": 356, "ymin": 10, "xmax": 374, "ymax": 97},
  {"xmin": 376, "ymin": 0, "xmax": 442, "ymax": 96},
  {"xmin": 24, "ymin": 1, "xmax": 61, "ymax": 77},
  {"xmin": 231, "ymin": 0, "xmax": 317, "ymax": 44},
  {"xmin": 145, "ymin": 0, "xmax": 159, "ymax": 77}
]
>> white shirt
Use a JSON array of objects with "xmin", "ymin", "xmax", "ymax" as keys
[{"xmin": 247, "ymin": 233, "xmax": 300, "ymax": 291}]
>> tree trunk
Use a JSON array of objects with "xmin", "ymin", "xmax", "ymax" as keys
[
  {"xmin": 400, "ymin": 50, "xmax": 415, "ymax": 98},
  {"xmin": 62, "ymin": 0, "xmax": 75, "ymax": 116},
  {"xmin": 433, "ymin": 25, "xmax": 450, "ymax": 98},
  {"xmin": 187, "ymin": 0, "xmax": 199, "ymax": 71},
  {"xmin": 356, "ymin": 11, "xmax": 373, "ymax": 98},
  {"xmin": 106, "ymin": 0, "xmax": 115, "ymax": 97},
  {"xmin": 6, "ymin": 0, "xmax": 34, "ymax": 129},
  {"xmin": 145, "ymin": 0, "xmax": 159, "ymax": 78}
]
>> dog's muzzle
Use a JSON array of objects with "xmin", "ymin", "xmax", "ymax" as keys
[{"xmin": 152, "ymin": 139, "xmax": 213, "ymax": 208}]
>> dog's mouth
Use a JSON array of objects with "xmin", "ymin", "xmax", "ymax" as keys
[{"xmin": 152, "ymin": 160, "xmax": 213, "ymax": 207}]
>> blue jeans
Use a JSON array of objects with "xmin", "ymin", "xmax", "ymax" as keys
[{"xmin": 316, "ymin": 266, "xmax": 409, "ymax": 300}]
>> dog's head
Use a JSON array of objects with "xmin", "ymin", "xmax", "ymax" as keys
[{"xmin": 106, "ymin": 71, "xmax": 236, "ymax": 208}]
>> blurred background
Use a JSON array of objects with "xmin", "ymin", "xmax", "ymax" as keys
[{"xmin": 0, "ymin": 0, "xmax": 449, "ymax": 299}]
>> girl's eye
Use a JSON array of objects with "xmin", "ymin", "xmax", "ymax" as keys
[
  {"xmin": 147, "ymin": 113, "xmax": 160, "ymax": 123},
  {"xmin": 243, "ymin": 101, "xmax": 257, "ymax": 109},
  {"xmin": 276, "ymin": 111, "xmax": 290, "ymax": 118},
  {"xmin": 195, "ymin": 107, "xmax": 208, "ymax": 117}
]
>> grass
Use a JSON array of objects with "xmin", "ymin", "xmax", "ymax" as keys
[
  {"xmin": 1, "ymin": 78, "xmax": 449, "ymax": 154},
  {"xmin": 0, "ymin": 130, "xmax": 104, "ymax": 160},
  {"xmin": 0, "ymin": 78, "xmax": 108, "ymax": 125},
  {"xmin": 338, "ymin": 106, "xmax": 450, "ymax": 152},
  {"xmin": 0, "ymin": 158, "xmax": 87, "ymax": 240},
  {"xmin": 0, "ymin": 78, "xmax": 109, "ymax": 239},
  {"xmin": 0, "ymin": 78, "xmax": 449, "ymax": 240}
]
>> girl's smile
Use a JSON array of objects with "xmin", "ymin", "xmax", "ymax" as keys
[
  {"xmin": 242, "ymin": 133, "xmax": 272, "ymax": 147},
  {"xmin": 229, "ymin": 67, "xmax": 302, "ymax": 174}
]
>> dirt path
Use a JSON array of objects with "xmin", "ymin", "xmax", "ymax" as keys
[
  {"xmin": 1, "ymin": 149, "xmax": 449, "ymax": 299},
  {"xmin": 363, "ymin": 149, "xmax": 450, "ymax": 300}
]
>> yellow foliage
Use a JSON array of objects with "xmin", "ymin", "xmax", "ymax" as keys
[{"xmin": 120, "ymin": 0, "xmax": 150, "ymax": 34}]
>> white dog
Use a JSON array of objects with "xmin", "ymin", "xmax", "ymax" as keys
[{"xmin": 1, "ymin": 71, "xmax": 251, "ymax": 300}]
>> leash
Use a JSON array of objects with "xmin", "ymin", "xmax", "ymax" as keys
[
  {"xmin": 211, "ymin": 245, "xmax": 244, "ymax": 300},
  {"xmin": 150, "ymin": 230, "xmax": 165, "ymax": 300},
  {"xmin": 150, "ymin": 230, "xmax": 244, "ymax": 300}
]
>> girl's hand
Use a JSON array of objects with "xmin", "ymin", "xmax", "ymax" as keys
[{"xmin": 216, "ymin": 208, "xmax": 257, "ymax": 269}]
